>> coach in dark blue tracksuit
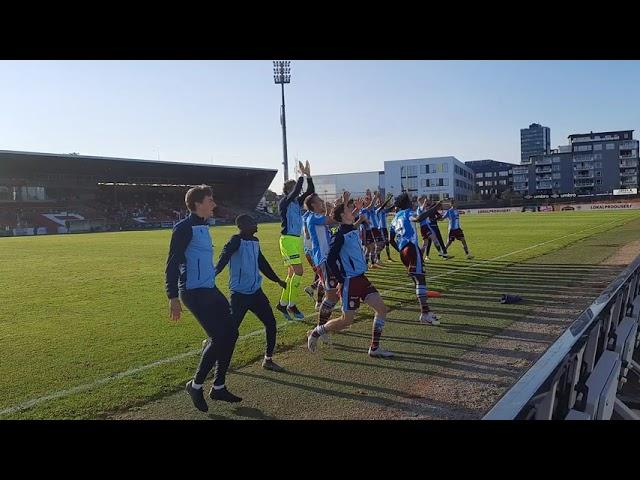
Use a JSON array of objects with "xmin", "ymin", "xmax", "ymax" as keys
[
  {"xmin": 215, "ymin": 214, "xmax": 288, "ymax": 373},
  {"xmin": 165, "ymin": 185, "xmax": 241, "ymax": 413}
]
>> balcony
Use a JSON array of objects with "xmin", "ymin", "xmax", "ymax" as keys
[
  {"xmin": 619, "ymin": 151, "xmax": 637, "ymax": 159},
  {"xmin": 536, "ymin": 174, "xmax": 553, "ymax": 181},
  {"xmin": 619, "ymin": 142, "xmax": 638, "ymax": 150},
  {"xmin": 536, "ymin": 182, "xmax": 553, "ymax": 190},
  {"xmin": 621, "ymin": 177, "xmax": 638, "ymax": 186},
  {"xmin": 513, "ymin": 167, "xmax": 529, "ymax": 175},
  {"xmin": 535, "ymin": 167, "xmax": 552, "ymax": 174},
  {"xmin": 574, "ymin": 172, "xmax": 594, "ymax": 179},
  {"xmin": 514, "ymin": 183, "xmax": 529, "ymax": 191},
  {"xmin": 620, "ymin": 160, "xmax": 638, "ymax": 168},
  {"xmin": 574, "ymin": 180, "xmax": 595, "ymax": 188},
  {"xmin": 621, "ymin": 169, "xmax": 637, "ymax": 176},
  {"xmin": 574, "ymin": 164, "xmax": 595, "ymax": 171},
  {"xmin": 573, "ymin": 157, "xmax": 594, "ymax": 163},
  {"xmin": 534, "ymin": 158, "xmax": 553, "ymax": 166}
]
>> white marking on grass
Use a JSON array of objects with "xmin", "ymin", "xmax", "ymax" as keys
[{"xmin": 1, "ymin": 215, "xmax": 635, "ymax": 417}]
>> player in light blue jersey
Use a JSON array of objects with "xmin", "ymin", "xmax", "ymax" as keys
[
  {"xmin": 443, "ymin": 200, "xmax": 473, "ymax": 259},
  {"xmin": 302, "ymin": 209, "xmax": 324, "ymax": 310},
  {"xmin": 359, "ymin": 190, "xmax": 378, "ymax": 268},
  {"xmin": 375, "ymin": 192, "xmax": 394, "ymax": 262},
  {"xmin": 303, "ymin": 192, "xmax": 345, "ymax": 334},
  {"xmin": 389, "ymin": 193, "xmax": 442, "ymax": 325},
  {"xmin": 307, "ymin": 197, "xmax": 393, "ymax": 358}
]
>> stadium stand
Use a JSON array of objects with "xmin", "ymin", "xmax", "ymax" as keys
[
  {"xmin": 0, "ymin": 150, "xmax": 277, "ymax": 235},
  {"xmin": 484, "ymin": 255, "xmax": 640, "ymax": 420}
]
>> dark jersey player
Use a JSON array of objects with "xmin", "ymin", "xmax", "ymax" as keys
[
  {"xmin": 165, "ymin": 185, "xmax": 241, "ymax": 412},
  {"xmin": 214, "ymin": 214, "xmax": 288, "ymax": 373},
  {"xmin": 277, "ymin": 160, "xmax": 315, "ymax": 321}
]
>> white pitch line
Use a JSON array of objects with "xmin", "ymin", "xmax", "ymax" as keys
[{"xmin": 1, "ymin": 215, "xmax": 635, "ymax": 417}]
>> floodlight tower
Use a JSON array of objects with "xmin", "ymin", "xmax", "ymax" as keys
[{"xmin": 273, "ymin": 60, "xmax": 291, "ymax": 183}]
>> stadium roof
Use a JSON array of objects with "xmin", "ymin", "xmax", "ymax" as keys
[
  {"xmin": 0, "ymin": 149, "xmax": 275, "ymax": 172},
  {"xmin": 0, "ymin": 149, "xmax": 277, "ymax": 210}
]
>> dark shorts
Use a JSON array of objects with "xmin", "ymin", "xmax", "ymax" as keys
[
  {"xmin": 371, "ymin": 228, "xmax": 384, "ymax": 243},
  {"xmin": 420, "ymin": 224, "xmax": 436, "ymax": 241},
  {"xmin": 305, "ymin": 252, "xmax": 316, "ymax": 268},
  {"xmin": 400, "ymin": 243, "xmax": 424, "ymax": 276},
  {"xmin": 317, "ymin": 262, "xmax": 339, "ymax": 290},
  {"xmin": 339, "ymin": 274, "xmax": 378, "ymax": 312},
  {"xmin": 449, "ymin": 228, "xmax": 465, "ymax": 241},
  {"xmin": 364, "ymin": 229, "xmax": 375, "ymax": 245}
]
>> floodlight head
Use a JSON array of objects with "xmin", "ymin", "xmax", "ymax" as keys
[{"xmin": 273, "ymin": 60, "xmax": 292, "ymax": 84}]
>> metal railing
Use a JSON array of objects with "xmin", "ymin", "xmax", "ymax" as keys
[{"xmin": 483, "ymin": 255, "xmax": 640, "ymax": 420}]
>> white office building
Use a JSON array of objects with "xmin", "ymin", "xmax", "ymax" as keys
[
  {"xmin": 383, "ymin": 156, "xmax": 475, "ymax": 202},
  {"xmin": 312, "ymin": 171, "xmax": 384, "ymax": 202}
]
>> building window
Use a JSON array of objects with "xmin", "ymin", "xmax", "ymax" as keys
[
  {"xmin": 606, "ymin": 143, "xmax": 615, "ymax": 150},
  {"xmin": 552, "ymin": 173, "xmax": 561, "ymax": 179},
  {"xmin": 475, "ymin": 173, "xmax": 482, "ymax": 178},
  {"xmin": 595, "ymin": 171, "xmax": 602, "ymax": 177},
  {"xmin": 498, "ymin": 170, "xmax": 508, "ymax": 176},
  {"xmin": 499, "ymin": 179, "xmax": 507, "ymax": 185},
  {"xmin": 402, "ymin": 177, "xmax": 418, "ymax": 189},
  {"xmin": 552, "ymin": 164, "xmax": 560, "ymax": 171},
  {"xmin": 594, "ymin": 144, "xmax": 602, "ymax": 151},
  {"xmin": 401, "ymin": 165, "xmax": 418, "ymax": 177},
  {"xmin": 552, "ymin": 156, "xmax": 561, "ymax": 163},
  {"xmin": 420, "ymin": 165, "xmax": 429, "ymax": 174},
  {"xmin": 596, "ymin": 179, "xmax": 602, "ymax": 185},
  {"xmin": 576, "ymin": 145, "xmax": 592, "ymax": 152}
]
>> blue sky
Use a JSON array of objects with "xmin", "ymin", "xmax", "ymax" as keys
[{"xmin": 1, "ymin": 60, "xmax": 638, "ymax": 192}]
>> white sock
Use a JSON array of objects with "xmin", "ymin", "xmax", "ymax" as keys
[
  {"xmin": 191, "ymin": 382, "xmax": 203, "ymax": 390},
  {"xmin": 212, "ymin": 384, "xmax": 225, "ymax": 391},
  {"xmin": 264, "ymin": 356, "xmax": 272, "ymax": 361}
]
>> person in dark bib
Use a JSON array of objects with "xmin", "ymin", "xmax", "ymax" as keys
[{"xmin": 215, "ymin": 214, "xmax": 289, "ymax": 372}]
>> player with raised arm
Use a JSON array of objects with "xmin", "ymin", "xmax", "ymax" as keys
[
  {"xmin": 389, "ymin": 193, "xmax": 442, "ymax": 325},
  {"xmin": 302, "ymin": 208, "xmax": 324, "ymax": 310},
  {"xmin": 443, "ymin": 199, "xmax": 474, "ymax": 259},
  {"xmin": 360, "ymin": 190, "xmax": 379, "ymax": 268},
  {"xmin": 307, "ymin": 197, "xmax": 393, "ymax": 358},
  {"xmin": 277, "ymin": 160, "xmax": 315, "ymax": 321},
  {"xmin": 375, "ymin": 192, "xmax": 394, "ymax": 262},
  {"xmin": 416, "ymin": 196, "xmax": 449, "ymax": 261},
  {"xmin": 303, "ymin": 191, "xmax": 348, "ymax": 342}
]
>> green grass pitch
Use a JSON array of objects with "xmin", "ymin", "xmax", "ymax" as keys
[{"xmin": 1, "ymin": 210, "xmax": 639, "ymax": 419}]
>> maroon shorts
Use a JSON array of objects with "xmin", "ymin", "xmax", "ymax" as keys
[
  {"xmin": 400, "ymin": 243, "xmax": 424, "ymax": 276},
  {"xmin": 317, "ymin": 262, "xmax": 339, "ymax": 290},
  {"xmin": 364, "ymin": 229, "xmax": 375, "ymax": 245},
  {"xmin": 420, "ymin": 224, "xmax": 434, "ymax": 241},
  {"xmin": 448, "ymin": 228, "xmax": 465, "ymax": 241},
  {"xmin": 305, "ymin": 252, "xmax": 315, "ymax": 268},
  {"xmin": 339, "ymin": 274, "xmax": 378, "ymax": 312},
  {"xmin": 371, "ymin": 228, "xmax": 384, "ymax": 243},
  {"xmin": 380, "ymin": 228, "xmax": 389, "ymax": 244}
]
